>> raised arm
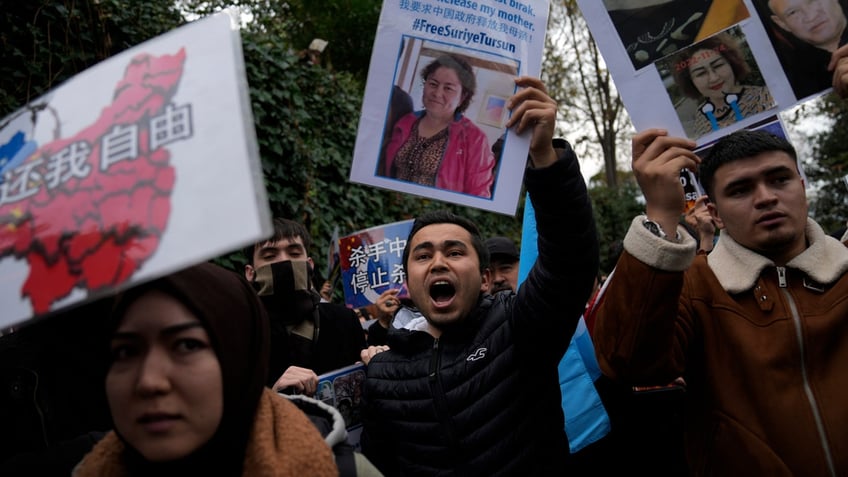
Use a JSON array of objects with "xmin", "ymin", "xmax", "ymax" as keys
[
  {"xmin": 506, "ymin": 77, "xmax": 599, "ymax": 359},
  {"xmin": 593, "ymin": 129, "xmax": 701, "ymax": 384}
]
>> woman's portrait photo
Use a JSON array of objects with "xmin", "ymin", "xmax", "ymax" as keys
[
  {"xmin": 378, "ymin": 39, "xmax": 518, "ymax": 199},
  {"xmin": 656, "ymin": 27, "xmax": 777, "ymax": 140}
]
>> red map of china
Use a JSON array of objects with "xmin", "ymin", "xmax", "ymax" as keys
[{"xmin": 0, "ymin": 49, "xmax": 186, "ymax": 315}]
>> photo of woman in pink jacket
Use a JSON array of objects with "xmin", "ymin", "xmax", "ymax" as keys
[{"xmin": 383, "ymin": 53, "xmax": 495, "ymax": 198}]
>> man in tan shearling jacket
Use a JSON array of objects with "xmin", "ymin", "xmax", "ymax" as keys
[{"xmin": 593, "ymin": 128, "xmax": 848, "ymax": 477}]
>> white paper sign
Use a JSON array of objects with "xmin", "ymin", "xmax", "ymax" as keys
[
  {"xmin": 350, "ymin": 0, "xmax": 550, "ymax": 215},
  {"xmin": 0, "ymin": 12, "xmax": 271, "ymax": 330},
  {"xmin": 578, "ymin": 0, "xmax": 844, "ymax": 145}
]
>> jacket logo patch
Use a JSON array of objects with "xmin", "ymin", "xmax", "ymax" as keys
[{"xmin": 467, "ymin": 347, "xmax": 487, "ymax": 362}]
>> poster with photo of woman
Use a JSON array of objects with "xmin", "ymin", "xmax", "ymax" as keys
[
  {"xmin": 655, "ymin": 26, "xmax": 777, "ymax": 140},
  {"xmin": 577, "ymin": 0, "xmax": 812, "ymax": 146},
  {"xmin": 376, "ymin": 40, "xmax": 518, "ymax": 201},
  {"xmin": 350, "ymin": 0, "xmax": 550, "ymax": 216}
]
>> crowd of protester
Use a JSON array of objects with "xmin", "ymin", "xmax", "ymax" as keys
[{"xmin": 3, "ymin": 41, "xmax": 848, "ymax": 477}]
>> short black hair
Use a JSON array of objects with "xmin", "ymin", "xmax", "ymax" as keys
[
  {"xmin": 699, "ymin": 129, "xmax": 797, "ymax": 200},
  {"xmin": 242, "ymin": 218, "xmax": 312, "ymax": 267},
  {"xmin": 402, "ymin": 210, "xmax": 489, "ymax": 274}
]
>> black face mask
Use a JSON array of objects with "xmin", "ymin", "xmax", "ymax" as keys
[{"xmin": 251, "ymin": 260, "xmax": 320, "ymax": 327}]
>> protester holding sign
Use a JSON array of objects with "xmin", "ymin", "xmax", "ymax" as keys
[
  {"xmin": 593, "ymin": 128, "xmax": 848, "ymax": 475},
  {"xmin": 382, "ymin": 53, "xmax": 496, "ymax": 198},
  {"xmin": 361, "ymin": 76, "xmax": 599, "ymax": 476}
]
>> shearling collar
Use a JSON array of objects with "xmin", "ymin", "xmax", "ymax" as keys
[{"xmin": 708, "ymin": 218, "xmax": 848, "ymax": 293}]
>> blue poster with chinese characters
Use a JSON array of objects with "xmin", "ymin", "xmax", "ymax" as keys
[{"xmin": 339, "ymin": 219, "xmax": 413, "ymax": 308}]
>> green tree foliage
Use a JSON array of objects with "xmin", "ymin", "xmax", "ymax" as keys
[
  {"xmin": 273, "ymin": 0, "xmax": 381, "ymax": 79},
  {"xmin": 0, "ymin": 0, "xmax": 184, "ymax": 117},
  {"xmin": 806, "ymin": 94, "xmax": 848, "ymax": 234},
  {"xmin": 588, "ymin": 173, "xmax": 643, "ymax": 275},
  {"xmin": 179, "ymin": 0, "xmax": 380, "ymax": 80}
]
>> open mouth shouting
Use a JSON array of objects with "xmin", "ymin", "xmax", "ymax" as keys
[{"xmin": 430, "ymin": 280, "xmax": 456, "ymax": 311}]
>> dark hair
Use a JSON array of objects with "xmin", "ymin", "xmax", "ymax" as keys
[
  {"xmin": 672, "ymin": 33, "xmax": 750, "ymax": 100},
  {"xmin": 402, "ymin": 210, "xmax": 489, "ymax": 274},
  {"xmin": 420, "ymin": 54, "xmax": 476, "ymax": 114},
  {"xmin": 242, "ymin": 218, "xmax": 312, "ymax": 267},
  {"xmin": 698, "ymin": 129, "xmax": 798, "ymax": 200}
]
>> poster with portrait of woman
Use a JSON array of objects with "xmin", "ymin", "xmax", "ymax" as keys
[
  {"xmin": 350, "ymin": 0, "xmax": 549, "ymax": 216},
  {"xmin": 374, "ymin": 40, "xmax": 519, "ymax": 201},
  {"xmin": 576, "ymin": 0, "xmax": 823, "ymax": 146},
  {"xmin": 655, "ymin": 25, "xmax": 777, "ymax": 140}
]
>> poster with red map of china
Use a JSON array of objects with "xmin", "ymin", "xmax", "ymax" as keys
[{"xmin": 0, "ymin": 12, "xmax": 271, "ymax": 330}]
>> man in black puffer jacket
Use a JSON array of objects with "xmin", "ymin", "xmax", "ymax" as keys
[{"xmin": 360, "ymin": 77, "xmax": 599, "ymax": 476}]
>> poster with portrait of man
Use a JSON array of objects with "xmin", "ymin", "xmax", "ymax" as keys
[
  {"xmin": 748, "ymin": 0, "xmax": 848, "ymax": 101},
  {"xmin": 350, "ymin": 0, "xmax": 550, "ymax": 216},
  {"xmin": 655, "ymin": 25, "xmax": 777, "ymax": 140}
]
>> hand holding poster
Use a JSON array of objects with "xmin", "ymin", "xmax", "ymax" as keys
[
  {"xmin": 350, "ymin": 0, "xmax": 550, "ymax": 215},
  {"xmin": 316, "ymin": 363, "xmax": 368, "ymax": 448},
  {"xmin": 0, "ymin": 12, "xmax": 270, "ymax": 331}
]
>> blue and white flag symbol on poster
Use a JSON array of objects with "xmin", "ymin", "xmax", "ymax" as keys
[{"xmin": 518, "ymin": 193, "xmax": 610, "ymax": 453}]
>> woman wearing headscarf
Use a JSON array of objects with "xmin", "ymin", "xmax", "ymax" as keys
[
  {"xmin": 383, "ymin": 53, "xmax": 496, "ymax": 198},
  {"xmin": 73, "ymin": 262, "xmax": 338, "ymax": 476}
]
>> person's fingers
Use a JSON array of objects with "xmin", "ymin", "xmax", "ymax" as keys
[
  {"xmin": 631, "ymin": 128, "xmax": 668, "ymax": 161},
  {"xmin": 505, "ymin": 77, "xmax": 556, "ymax": 133},
  {"xmin": 514, "ymin": 75, "xmax": 547, "ymax": 92},
  {"xmin": 828, "ymin": 43, "xmax": 848, "ymax": 71},
  {"xmin": 510, "ymin": 102, "xmax": 556, "ymax": 136},
  {"xmin": 835, "ymin": 61, "xmax": 848, "ymax": 98},
  {"xmin": 635, "ymin": 136, "xmax": 698, "ymax": 167},
  {"xmin": 360, "ymin": 345, "xmax": 389, "ymax": 365},
  {"xmin": 304, "ymin": 375, "xmax": 318, "ymax": 396},
  {"xmin": 277, "ymin": 379, "xmax": 303, "ymax": 393}
]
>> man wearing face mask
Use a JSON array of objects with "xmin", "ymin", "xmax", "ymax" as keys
[{"xmin": 243, "ymin": 218, "xmax": 367, "ymax": 395}]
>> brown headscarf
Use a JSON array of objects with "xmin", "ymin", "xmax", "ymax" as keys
[{"xmin": 74, "ymin": 262, "xmax": 336, "ymax": 476}]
